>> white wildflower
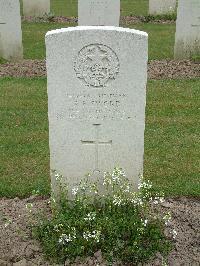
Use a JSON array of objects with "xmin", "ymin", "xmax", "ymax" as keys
[
  {"xmin": 103, "ymin": 172, "xmax": 112, "ymax": 186},
  {"xmin": 124, "ymin": 185, "xmax": 130, "ymax": 193},
  {"xmin": 172, "ymin": 229, "xmax": 177, "ymax": 239},
  {"xmin": 84, "ymin": 212, "xmax": 96, "ymax": 221},
  {"xmin": 83, "ymin": 230, "xmax": 101, "ymax": 243},
  {"xmin": 163, "ymin": 212, "xmax": 172, "ymax": 226},
  {"xmin": 159, "ymin": 197, "xmax": 165, "ymax": 203},
  {"xmin": 54, "ymin": 223, "xmax": 63, "ymax": 232},
  {"xmin": 72, "ymin": 186, "xmax": 79, "ymax": 196},
  {"xmin": 26, "ymin": 203, "xmax": 33, "ymax": 213},
  {"xmin": 4, "ymin": 219, "xmax": 12, "ymax": 228},
  {"xmin": 55, "ymin": 172, "xmax": 62, "ymax": 181},
  {"xmin": 113, "ymin": 195, "xmax": 123, "ymax": 206},
  {"xmin": 138, "ymin": 179, "xmax": 152, "ymax": 190},
  {"xmin": 142, "ymin": 219, "xmax": 148, "ymax": 227},
  {"xmin": 58, "ymin": 233, "xmax": 73, "ymax": 245}
]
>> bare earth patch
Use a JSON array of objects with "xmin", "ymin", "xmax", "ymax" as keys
[
  {"xmin": 0, "ymin": 59, "xmax": 199, "ymax": 80},
  {"xmin": 22, "ymin": 16, "xmax": 175, "ymax": 25},
  {"xmin": 0, "ymin": 196, "xmax": 199, "ymax": 266}
]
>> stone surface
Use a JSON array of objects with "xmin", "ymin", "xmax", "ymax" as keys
[
  {"xmin": 174, "ymin": 0, "xmax": 200, "ymax": 59},
  {"xmin": 23, "ymin": 0, "xmax": 50, "ymax": 17},
  {"xmin": 149, "ymin": 0, "xmax": 177, "ymax": 15},
  {"xmin": 78, "ymin": 0, "xmax": 120, "ymax": 26},
  {"xmin": 0, "ymin": 0, "xmax": 23, "ymax": 61},
  {"xmin": 46, "ymin": 26, "xmax": 148, "ymax": 193}
]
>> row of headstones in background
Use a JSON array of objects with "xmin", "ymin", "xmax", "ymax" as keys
[
  {"xmin": 0, "ymin": 0, "xmax": 199, "ymax": 60},
  {"xmin": 174, "ymin": 0, "xmax": 200, "ymax": 59},
  {"xmin": 0, "ymin": 0, "xmax": 23, "ymax": 61},
  {"xmin": 0, "ymin": 0, "xmax": 50, "ymax": 61},
  {"xmin": 23, "ymin": 0, "xmax": 50, "ymax": 17},
  {"xmin": 149, "ymin": 0, "xmax": 177, "ymax": 15},
  {"xmin": 78, "ymin": 0, "xmax": 120, "ymax": 26}
]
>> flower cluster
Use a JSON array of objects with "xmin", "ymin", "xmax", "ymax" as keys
[
  {"xmin": 84, "ymin": 212, "xmax": 96, "ymax": 221},
  {"xmin": 83, "ymin": 230, "xmax": 101, "ymax": 243},
  {"xmin": 58, "ymin": 227, "xmax": 76, "ymax": 245},
  {"xmin": 35, "ymin": 168, "xmax": 173, "ymax": 264}
]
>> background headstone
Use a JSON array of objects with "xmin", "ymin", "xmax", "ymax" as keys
[
  {"xmin": 23, "ymin": 0, "xmax": 50, "ymax": 17},
  {"xmin": 174, "ymin": 0, "xmax": 200, "ymax": 59},
  {"xmin": 149, "ymin": 0, "xmax": 177, "ymax": 15},
  {"xmin": 78, "ymin": 0, "xmax": 120, "ymax": 26},
  {"xmin": 46, "ymin": 26, "xmax": 148, "ymax": 193},
  {"xmin": 0, "ymin": 0, "xmax": 23, "ymax": 61}
]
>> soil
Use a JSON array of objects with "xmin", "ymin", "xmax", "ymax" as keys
[
  {"xmin": 0, "ymin": 196, "xmax": 199, "ymax": 266},
  {"xmin": 22, "ymin": 16, "xmax": 175, "ymax": 25},
  {"xmin": 0, "ymin": 59, "xmax": 199, "ymax": 80}
]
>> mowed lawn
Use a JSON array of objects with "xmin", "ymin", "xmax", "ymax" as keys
[
  {"xmin": 0, "ymin": 78, "xmax": 199, "ymax": 198},
  {"xmin": 22, "ymin": 22, "xmax": 176, "ymax": 60},
  {"xmin": 20, "ymin": 0, "xmax": 149, "ymax": 17},
  {"xmin": 51, "ymin": 0, "xmax": 149, "ymax": 17}
]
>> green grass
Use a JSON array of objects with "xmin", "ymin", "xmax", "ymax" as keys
[
  {"xmin": 22, "ymin": 22, "xmax": 75, "ymax": 59},
  {"xmin": 20, "ymin": 0, "xmax": 149, "ymax": 17},
  {"xmin": 0, "ymin": 78, "xmax": 199, "ymax": 198},
  {"xmin": 0, "ymin": 78, "xmax": 50, "ymax": 197},
  {"xmin": 145, "ymin": 79, "xmax": 200, "ymax": 196},
  {"xmin": 50, "ymin": 0, "xmax": 149, "ymax": 17},
  {"xmin": 21, "ymin": 21, "xmax": 175, "ymax": 60}
]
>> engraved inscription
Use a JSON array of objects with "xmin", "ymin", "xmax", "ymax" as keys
[
  {"xmin": 61, "ymin": 92, "xmax": 131, "ymax": 121},
  {"xmin": 81, "ymin": 124, "xmax": 112, "ymax": 173},
  {"xmin": 74, "ymin": 44, "xmax": 119, "ymax": 88}
]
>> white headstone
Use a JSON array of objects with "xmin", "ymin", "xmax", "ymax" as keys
[
  {"xmin": 78, "ymin": 0, "xmax": 120, "ymax": 26},
  {"xmin": 0, "ymin": 0, "xmax": 23, "ymax": 61},
  {"xmin": 23, "ymin": 0, "xmax": 50, "ymax": 17},
  {"xmin": 46, "ymin": 26, "xmax": 148, "ymax": 193},
  {"xmin": 149, "ymin": 0, "xmax": 177, "ymax": 15},
  {"xmin": 174, "ymin": 0, "xmax": 200, "ymax": 59}
]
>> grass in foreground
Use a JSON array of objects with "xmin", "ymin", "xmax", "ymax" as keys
[
  {"xmin": 0, "ymin": 78, "xmax": 199, "ymax": 198},
  {"xmin": 21, "ymin": 21, "xmax": 175, "ymax": 60}
]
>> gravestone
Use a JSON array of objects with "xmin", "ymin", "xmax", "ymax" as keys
[
  {"xmin": 23, "ymin": 0, "xmax": 50, "ymax": 17},
  {"xmin": 0, "ymin": 0, "xmax": 23, "ymax": 61},
  {"xmin": 149, "ymin": 0, "xmax": 177, "ymax": 15},
  {"xmin": 174, "ymin": 0, "xmax": 200, "ymax": 59},
  {"xmin": 46, "ymin": 26, "xmax": 148, "ymax": 193},
  {"xmin": 78, "ymin": 0, "xmax": 120, "ymax": 26}
]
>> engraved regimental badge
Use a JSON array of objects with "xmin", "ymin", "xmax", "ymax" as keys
[{"xmin": 74, "ymin": 44, "xmax": 120, "ymax": 88}]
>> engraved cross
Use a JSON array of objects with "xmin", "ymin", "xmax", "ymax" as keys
[{"xmin": 81, "ymin": 124, "xmax": 112, "ymax": 174}]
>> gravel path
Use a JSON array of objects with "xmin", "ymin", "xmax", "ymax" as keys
[
  {"xmin": 0, "ymin": 196, "xmax": 199, "ymax": 265},
  {"xmin": 0, "ymin": 59, "xmax": 199, "ymax": 79}
]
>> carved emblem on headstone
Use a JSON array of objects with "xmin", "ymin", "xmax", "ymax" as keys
[{"xmin": 74, "ymin": 44, "xmax": 119, "ymax": 87}]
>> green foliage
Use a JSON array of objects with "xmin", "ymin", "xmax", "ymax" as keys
[
  {"xmin": 0, "ymin": 57, "xmax": 8, "ymax": 64},
  {"xmin": 192, "ymin": 54, "xmax": 200, "ymax": 63},
  {"xmin": 144, "ymin": 13, "xmax": 177, "ymax": 23},
  {"xmin": 34, "ymin": 168, "xmax": 172, "ymax": 264}
]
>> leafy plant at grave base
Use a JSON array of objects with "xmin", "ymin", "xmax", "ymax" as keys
[
  {"xmin": 33, "ymin": 168, "xmax": 172, "ymax": 264},
  {"xmin": 0, "ymin": 57, "xmax": 7, "ymax": 64},
  {"xmin": 144, "ymin": 13, "xmax": 177, "ymax": 23}
]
